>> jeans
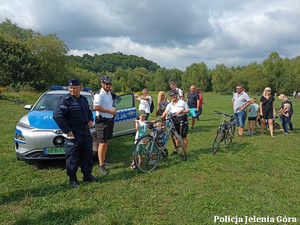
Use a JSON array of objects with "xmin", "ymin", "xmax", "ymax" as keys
[
  {"xmin": 282, "ymin": 116, "xmax": 293, "ymax": 133},
  {"xmin": 234, "ymin": 110, "xmax": 246, "ymax": 128}
]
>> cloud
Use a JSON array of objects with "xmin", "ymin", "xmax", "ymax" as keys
[{"xmin": 1, "ymin": 0, "xmax": 300, "ymax": 69}]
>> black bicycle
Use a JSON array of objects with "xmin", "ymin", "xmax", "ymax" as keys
[
  {"xmin": 133, "ymin": 114, "xmax": 187, "ymax": 173},
  {"xmin": 211, "ymin": 111, "xmax": 236, "ymax": 155}
]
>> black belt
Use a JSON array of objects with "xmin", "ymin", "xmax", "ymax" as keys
[
  {"xmin": 70, "ymin": 124, "xmax": 88, "ymax": 130},
  {"xmin": 102, "ymin": 117, "xmax": 114, "ymax": 122},
  {"xmin": 96, "ymin": 115, "xmax": 114, "ymax": 124}
]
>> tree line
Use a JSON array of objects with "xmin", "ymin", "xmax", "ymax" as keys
[{"xmin": 1, "ymin": 19, "xmax": 300, "ymax": 95}]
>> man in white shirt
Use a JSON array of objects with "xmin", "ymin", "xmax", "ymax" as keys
[
  {"xmin": 232, "ymin": 85, "xmax": 252, "ymax": 137},
  {"xmin": 93, "ymin": 75, "xmax": 117, "ymax": 175},
  {"xmin": 161, "ymin": 89, "xmax": 189, "ymax": 155},
  {"xmin": 135, "ymin": 88, "xmax": 152, "ymax": 120},
  {"xmin": 169, "ymin": 81, "xmax": 184, "ymax": 100}
]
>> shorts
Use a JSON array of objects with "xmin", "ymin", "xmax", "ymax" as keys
[
  {"xmin": 234, "ymin": 110, "xmax": 246, "ymax": 128},
  {"xmin": 187, "ymin": 108, "xmax": 197, "ymax": 118},
  {"xmin": 173, "ymin": 118, "xmax": 188, "ymax": 138},
  {"xmin": 248, "ymin": 116, "xmax": 257, "ymax": 121},
  {"xmin": 95, "ymin": 121, "xmax": 114, "ymax": 143}
]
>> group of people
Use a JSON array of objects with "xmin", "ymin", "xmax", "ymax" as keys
[
  {"xmin": 53, "ymin": 77, "xmax": 205, "ymax": 187},
  {"xmin": 232, "ymin": 85, "xmax": 294, "ymax": 138},
  {"xmin": 133, "ymin": 81, "xmax": 204, "ymax": 169},
  {"xmin": 53, "ymin": 77, "xmax": 294, "ymax": 188}
]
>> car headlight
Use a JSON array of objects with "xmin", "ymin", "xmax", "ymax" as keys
[
  {"xmin": 17, "ymin": 121, "xmax": 35, "ymax": 130},
  {"xmin": 15, "ymin": 133, "xmax": 26, "ymax": 141}
]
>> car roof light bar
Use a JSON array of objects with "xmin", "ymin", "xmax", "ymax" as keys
[{"xmin": 50, "ymin": 86, "xmax": 91, "ymax": 91}]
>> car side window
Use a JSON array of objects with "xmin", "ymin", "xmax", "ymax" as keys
[{"xmin": 114, "ymin": 94, "xmax": 135, "ymax": 110}]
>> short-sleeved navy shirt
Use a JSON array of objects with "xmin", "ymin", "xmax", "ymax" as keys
[{"xmin": 187, "ymin": 92, "xmax": 199, "ymax": 108}]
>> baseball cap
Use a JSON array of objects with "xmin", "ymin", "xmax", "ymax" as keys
[{"xmin": 138, "ymin": 110, "xmax": 146, "ymax": 116}]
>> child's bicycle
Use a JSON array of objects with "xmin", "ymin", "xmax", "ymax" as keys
[
  {"xmin": 257, "ymin": 116, "xmax": 280, "ymax": 130},
  {"xmin": 133, "ymin": 114, "xmax": 187, "ymax": 173},
  {"xmin": 211, "ymin": 111, "xmax": 236, "ymax": 155}
]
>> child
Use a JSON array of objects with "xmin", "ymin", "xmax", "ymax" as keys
[
  {"xmin": 247, "ymin": 98, "xmax": 259, "ymax": 135},
  {"xmin": 130, "ymin": 110, "xmax": 148, "ymax": 170},
  {"xmin": 280, "ymin": 103, "xmax": 291, "ymax": 134}
]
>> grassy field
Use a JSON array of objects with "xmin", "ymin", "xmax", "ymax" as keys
[{"xmin": 0, "ymin": 91, "xmax": 299, "ymax": 225}]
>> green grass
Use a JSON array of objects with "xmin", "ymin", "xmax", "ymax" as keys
[{"xmin": 0, "ymin": 92, "xmax": 299, "ymax": 225}]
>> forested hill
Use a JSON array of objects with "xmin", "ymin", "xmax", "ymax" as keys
[{"xmin": 68, "ymin": 52, "xmax": 160, "ymax": 73}]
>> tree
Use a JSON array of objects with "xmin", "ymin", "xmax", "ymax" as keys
[
  {"xmin": 0, "ymin": 34, "xmax": 40, "ymax": 88},
  {"xmin": 243, "ymin": 62, "xmax": 266, "ymax": 94},
  {"xmin": 25, "ymin": 33, "xmax": 70, "ymax": 90},
  {"xmin": 262, "ymin": 52, "xmax": 284, "ymax": 93},
  {"xmin": 211, "ymin": 64, "xmax": 233, "ymax": 93},
  {"xmin": 153, "ymin": 68, "xmax": 170, "ymax": 92},
  {"xmin": 182, "ymin": 62, "xmax": 209, "ymax": 91}
]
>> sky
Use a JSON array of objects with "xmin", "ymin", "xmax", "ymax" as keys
[{"xmin": 1, "ymin": 0, "xmax": 300, "ymax": 70}]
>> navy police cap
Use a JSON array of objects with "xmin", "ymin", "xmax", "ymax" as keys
[{"xmin": 68, "ymin": 79, "xmax": 81, "ymax": 86}]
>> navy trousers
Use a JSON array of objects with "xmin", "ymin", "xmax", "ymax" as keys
[{"xmin": 65, "ymin": 129, "xmax": 93, "ymax": 177}]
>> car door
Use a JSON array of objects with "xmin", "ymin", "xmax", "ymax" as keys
[{"xmin": 113, "ymin": 93, "xmax": 136, "ymax": 137}]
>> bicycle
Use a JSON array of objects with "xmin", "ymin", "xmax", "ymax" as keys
[
  {"xmin": 133, "ymin": 114, "xmax": 187, "ymax": 173},
  {"xmin": 211, "ymin": 111, "xmax": 236, "ymax": 155}
]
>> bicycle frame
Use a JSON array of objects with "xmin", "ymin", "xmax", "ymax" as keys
[{"xmin": 211, "ymin": 111, "xmax": 236, "ymax": 155}]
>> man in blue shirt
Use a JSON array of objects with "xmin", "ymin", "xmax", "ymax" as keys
[
  {"xmin": 53, "ymin": 79, "xmax": 99, "ymax": 188},
  {"xmin": 187, "ymin": 85, "xmax": 199, "ymax": 129}
]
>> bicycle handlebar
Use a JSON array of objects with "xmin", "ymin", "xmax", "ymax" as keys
[{"xmin": 214, "ymin": 110, "xmax": 237, "ymax": 120}]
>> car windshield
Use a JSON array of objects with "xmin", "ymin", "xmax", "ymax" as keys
[{"xmin": 33, "ymin": 93, "xmax": 94, "ymax": 110}]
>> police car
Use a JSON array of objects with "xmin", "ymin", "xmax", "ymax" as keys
[{"xmin": 14, "ymin": 86, "xmax": 136, "ymax": 161}]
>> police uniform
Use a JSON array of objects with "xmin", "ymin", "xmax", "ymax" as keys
[{"xmin": 53, "ymin": 79, "xmax": 94, "ymax": 183}]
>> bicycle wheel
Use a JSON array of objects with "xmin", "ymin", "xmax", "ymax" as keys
[
  {"xmin": 274, "ymin": 123, "xmax": 280, "ymax": 130},
  {"xmin": 133, "ymin": 135, "xmax": 160, "ymax": 173},
  {"xmin": 211, "ymin": 127, "xmax": 223, "ymax": 155},
  {"xmin": 171, "ymin": 132, "xmax": 187, "ymax": 161}
]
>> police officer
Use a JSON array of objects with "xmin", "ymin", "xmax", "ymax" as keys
[
  {"xmin": 93, "ymin": 75, "xmax": 117, "ymax": 175},
  {"xmin": 53, "ymin": 79, "xmax": 99, "ymax": 188}
]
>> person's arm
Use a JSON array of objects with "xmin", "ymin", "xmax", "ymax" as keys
[
  {"xmin": 240, "ymin": 101, "xmax": 251, "ymax": 111},
  {"xmin": 93, "ymin": 94, "xmax": 117, "ymax": 115},
  {"xmin": 136, "ymin": 95, "xmax": 150, "ymax": 101},
  {"xmin": 176, "ymin": 102, "xmax": 189, "ymax": 115},
  {"xmin": 282, "ymin": 111, "xmax": 289, "ymax": 118},
  {"xmin": 259, "ymin": 102, "xmax": 263, "ymax": 116},
  {"xmin": 53, "ymin": 97, "xmax": 72, "ymax": 135},
  {"xmin": 161, "ymin": 109, "xmax": 169, "ymax": 119},
  {"xmin": 272, "ymin": 104, "xmax": 276, "ymax": 116},
  {"xmin": 196, "ymin": 94, "xmax": 200, "ymax": 111},
  {"xmin": 156, "ymin": 104, "xmax": 159, "ymax": 117},
  {"xmin": 93, "ymin": 105, "xmax": 117, "ymax": 115}
]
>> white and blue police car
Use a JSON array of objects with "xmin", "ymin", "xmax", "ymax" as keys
[{"xmin": 14, "ymin": 86, "xmax": 136, "ymax": 161}]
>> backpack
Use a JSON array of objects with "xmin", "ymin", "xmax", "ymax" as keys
[{"xmin": 149, "ymin": 95, "xmax": 154, "ymax": 113}]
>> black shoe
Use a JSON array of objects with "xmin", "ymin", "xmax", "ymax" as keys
[
  {"xmin": 83, "ymin": 175, "xmax": 100, "ymax": 182},
  {"xmin": 172, "ymin": 151, "xmax": 177, "ymax": 156},
  {"xmin": 69, "ymin": 176, "xmax": 79, "ymax": 188},
  {"xmin": 104, "ymin": 161, "xmax": 113, "ymax": 167},
  {"xmin": 98, "ymin": 165, "xmax": 108, "ymax": 175}
]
